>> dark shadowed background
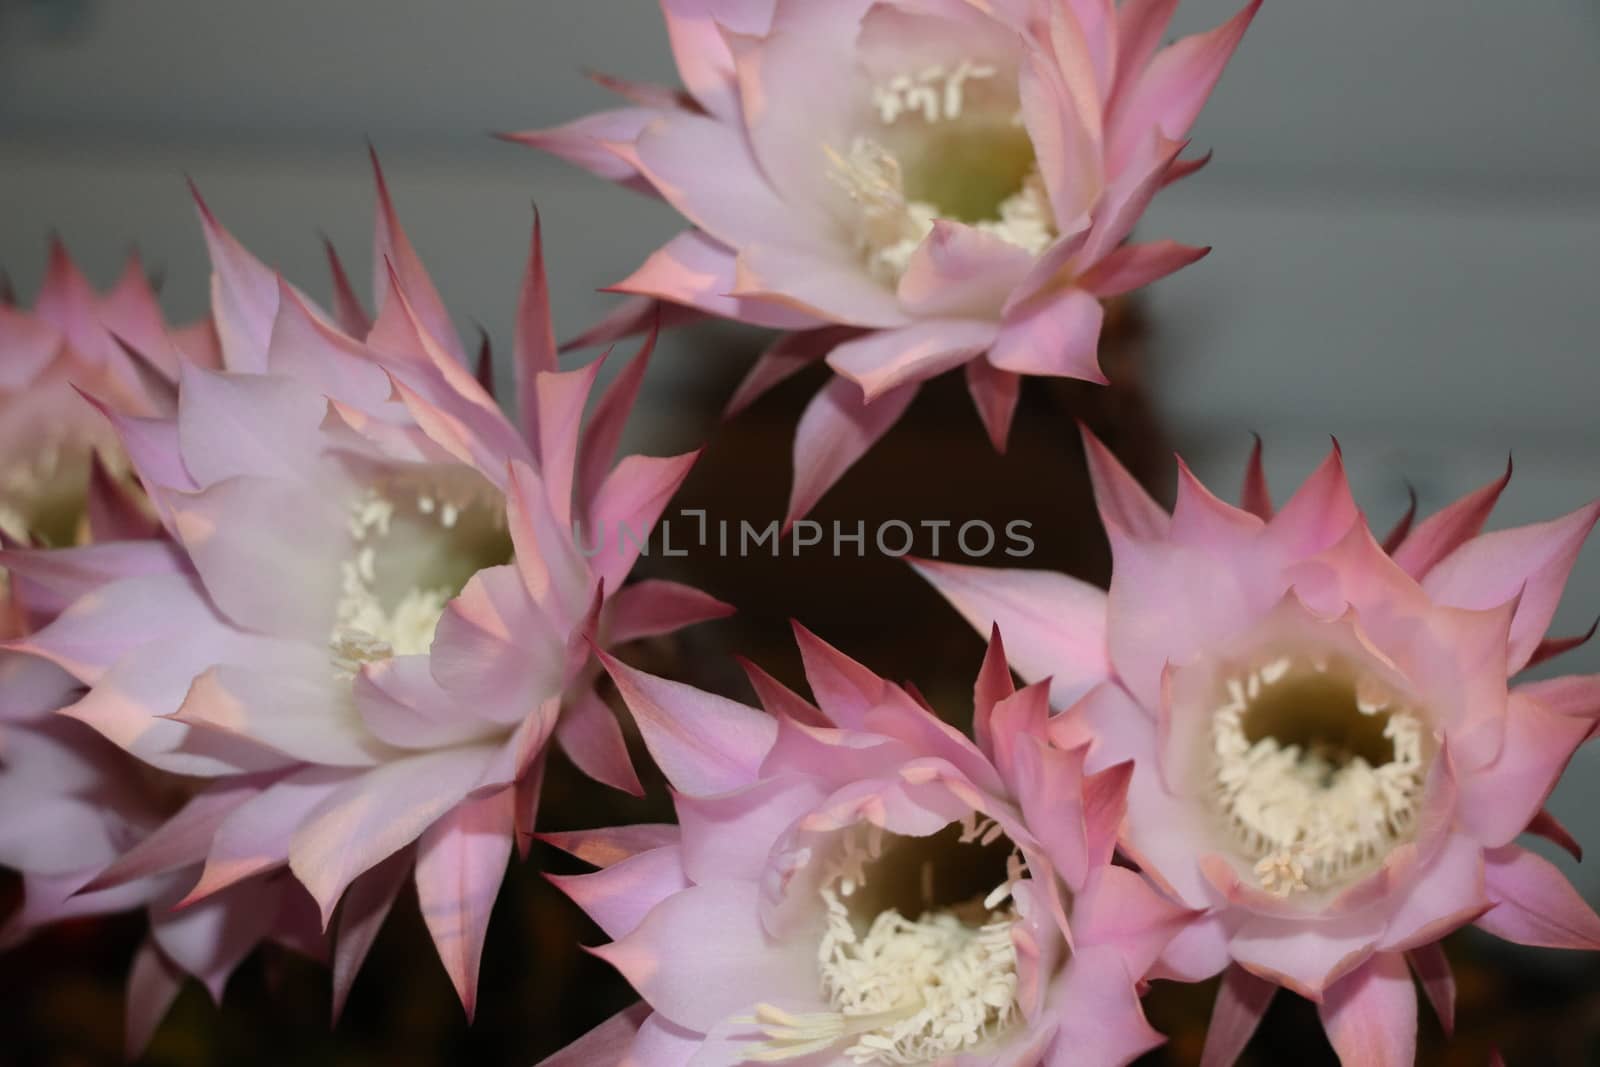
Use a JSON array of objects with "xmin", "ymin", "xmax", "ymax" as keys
[{"xmin": 2, "ymin": 1, "xmax": 1598, "ymax": 1063}]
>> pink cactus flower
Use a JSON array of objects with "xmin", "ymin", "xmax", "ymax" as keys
[
  {"xmin": 913, "ymin": 430, "xmax": 1600, "ymax": 1065},
  {"xmin": 0, "ymin": 574, "xmax": 326, "ymax": 1058},
  {"xmin": 3, "ymin": 161, "xmax": 728, "ymax": 1017},
  {"xmin": 540, "ymin": 624, "xmax": 1191, "ymax": 1066},
  {"xmin": 0, "ymin": 241, "xmax": 217, "ymax": 545},
  {"xmin": 512, "ymin": 0, "xmax": 1258, "ymax": 522}
]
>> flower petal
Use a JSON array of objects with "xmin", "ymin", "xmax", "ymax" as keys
[
  {"xmin": 785, "ymin": 376, "xmax": 918, "ymax": 527},
  {"xmin": 598, "ymin": 649, "xmax": 776, "ymax": 796},
  {"xmin": 826, "ymin": 320, "xmax": 995, "ymax": 402},
  {"xmin": 414, "ymin": 787, "xmax": 515, "ymax": 1019},
  {"xmin": 592, "ymin": 879, "xmax": 817, "ymax": 1034},
  {"xmin": 1421, "ymin": 501, "xmax": 1600, "ymax": 671},
  {"xmin": 908, "ymin": 557, "xmax": 1109, "ymax": 707},
  {"xmin": 1317, "ymin": 952, "xmax": 1416, "ymax": 1067},
  {"xmin": 989, "ymin": 288, "xmax": 1107, "ymax": 383},
  {"xmin": 1199, "ymin": 964, "xmax": 1276, "ymax": 1067},
  {"xmin": 289, "ymin": 744, "xmax": 500, "ymax": 924},
  {"xmin": 1474, "ymin": 844, "xmax": 1600, "ymax": 950}
]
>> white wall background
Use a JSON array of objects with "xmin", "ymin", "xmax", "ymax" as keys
[{"xmin": 3, "ymin": 1, "xmax": 1600, "ymax": 904}]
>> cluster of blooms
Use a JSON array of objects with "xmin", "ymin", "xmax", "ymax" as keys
[{"xmin": 2, "ymin": 1, "xmax": 1597, "ymax": 1065}]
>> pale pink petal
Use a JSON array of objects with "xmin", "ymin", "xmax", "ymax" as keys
[
  {"xmin": 1474, "ymin": 844, "xmax": 1600, "ymax": 950},
  {"xmin": 732, "ymin": 242, "xmax": 911, "ymax": 329},
  {"xmin": 1078, "ymin": 240, "xmax": 1210, "ymax": 298},
  {"xmin": 598, "ymin": 649, "xmax": 776, "ymax": 796},
  {"xmin": 175, "ymin": 663, "xmax": 387, "ymax": 767},
  {"xmin": 507, "ymin": 459, "xmax": 592, "ymax": 623},
  {"xmin": 356, "ymin": 656, "xmax": 511, "ymax": 749},
  {"xmin": 548, "ymin": 845, "xmax": 689, "ymax": 941},
  {"xmin": 556, "ymin": 686, "xmax": 644, "ymax": 796},
  {"xmin": 1048, "ymin": 944, "xmax": 1165, "ymax": 1066},
  {"xmin": 1317, "ymin": 952, "xmax": 1417, "ymax": 1067},
  {"xmin": 1109, "ymin": 0, "xmax": 1178, "ymax": 111},
  {"xmin": 561, "ymin": 295, "xmax": 704, "ymax": 356},
  {"xmin": 1456, "ymin": 692, "xmax": 1592, "ymax": 847},
  {"xmin": 1199, "ymin": 964, "xmax": 1276, "ymax": 1067},
  {"xmin": 1391, "ymin": 461, "xmax": 1512, "ymax": 579},
  {"xmin": 0, "ymin": 305, "xmax": 59, "ymax": 389},
  {"xmin": 1227, "ymin": 906, "xmax": 1385, "ymax": 1000},
  {"xmin": 633, "ymin": 111, "xmax": 810, "ymax": 253},
  {"xmin": 1406, "ymin": 942, "xmax": 1456, "ymax": 1036},
  {"xmin": 0, "ymin": 540, "xmax": 186, "ymax": 623},
  {"xmin": 169, "ymin": 475, "xmax": 343, "ymax": 635},
  {"xmin": 577, "ymin": 328, "xmax": 657, "ymax": 509},
  {"xmin": 331, "ymin": 848, "xmax": 411, "ymax": 1021},
  {"xmin": 896, "ymin": 222, "xmax": 1037, "ymax": 319},
  {"xmin": 908, "ymin": 557, "xmax": 1110, "ymax": 707},
  {"xmin": 785, "ymin": 376, "xmax": 918, "ymax": 527},
  {"xmin": 674, "ymin": 775, "xmax": 826, "ymax": 887},
  {"xmin": 826, "ymin": 320, "xmax": 994, "ymax": 402},
  {"xmin": 585, "ymin": 450, "xmax": 701, "ymax": 593},
  {"xmin": 535, "ymin": 360, "xmax": 605, "ymax": 528},
  {"xmin": 414, "ymin": 787, "xmax": 515, "ymax": 1018},
  {"xmin": 1421, "ymin": 501, "xmax": 1600, "ymax": 671},
  {"xmin": 1239, "ymin": 435, "xmax": 1273, "ymax": 520},
  {"xmin": 662, "ymin": 0, "xmax": 770, "ymax": 120},
  {"xmin": 989, "ymin": 288, "xmax": 1107, "ymax": 383},
  {"xmin": 289, "ymin": 744, "xmax": 500, "ymax": 924},
  {"xmin": 513, "ymin": 211, "xmax": 560, "ymax": 444},
  {"xmin": 502, "ymin": 108, "xmax": 661, "ymax": 190},
  {"xmin": 965, "ymin": 358, "xmax": 1022, "ymax": 454},
  {"xmin": 150, "ymin": 873, "xmax": 280, "ymax": 1002},
  {"xmin": 1260, "ymin": 444, "xmax": 1361, "ymax": 562},
  {"xmin": 369, "ymin": 150, "xmax": 465, "ymax": 363},
  {"xmin": 192, "ymin": 186, "xmax": 279, "ymax": 374},
  {"xmin": 606, "ymin": 580, "xmax": 735, "ymax": 644},
  {"xmin": 322, "ymin": 237, "xmax": 371, "ymax": 338},
  {"xmin": 428, "ymin": 563, "xmax": 563, "ymax": 726},
  {"xmin": 970, "ymin": 624, "xmax": 1017, "ymax": 760},
  {"xmin": 592, "ymin": 879, "xmax": 817, "ymax": 1033},
  {"xmin": 738, "ymin": 656, "xmax": 827, "ymax": 728},
  {"xmin": 612, "ymin": 230, "xmax": 821, "ymax": 330},
  {"xmin": 126, "ymin": 937, "xmax": 186, "ymax": 1059},
  {"xmin": 1071, "ymin": 864, "xmax": 1193, "ymax": 978},
  {"xmin": 1377, "ymin": 832, "xmax": 1489, "ymax": 952},
  {"xmin": 1152, "ymin": 911, "xmax": 1232, "ymax": 983},
  {"xmin": 183, "ymin": 766, "xmax": 352, "ymax": 903},
  {"xmin": 725, "ymin": 329, "xmax": 840, "ymax": 420},
  {"xmin": 1080, "ymin": 424, "xmax": 1170, "ymax": 538},
  {"xmin": 1106, "ymin": 0, "xmax": 1262, "ymax": 176},
  {"xmin": 1170, "ymin": 456, "xmax": 1265, "ymax": 547},
  {"xmin": 539, "ymin": 824, "xmax": 681, "ymax": 869},
  {"xmin": 790, "ymin": 621, "xmax": 885, "ymax": 730},
  {"xmin": 1526, "ymin": 807, "xmax": 1584, "ymax": 862},
  {"xmin": 1020, "ymin": 53, "xmax": 1105, "ymax": 233}
]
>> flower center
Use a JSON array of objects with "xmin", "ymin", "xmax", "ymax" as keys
[
  {"xmin": 0, "ymin": 441, "xmax": 96, "ymax": 546},
  {"xmin": 1209, "ymin": 655, "xmax": 1429, "ymax": 896},
  {"xmin": 329, "ymin": 475, "xmax": 510, "ymax": 675},
  {"xmin": 744, "ymin": 816, "xmax": 1025, "ymax": 1065},
  {"xmin": 829, "ymin": 61, "xmax": 1054, "ymax": 286}
]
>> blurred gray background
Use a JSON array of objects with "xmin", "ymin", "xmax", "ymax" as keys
[{"xmin": 2, "ymin": 0, "xmax": 1599, "ymax": 907}]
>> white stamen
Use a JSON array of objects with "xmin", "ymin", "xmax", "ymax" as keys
[
  {"xmin": 1210, "ymin": 657, "xmax": 1428, "ymax": 896},
  {"xmin": 873, "ymin": 61, "xmax": 998, "ymax": 126},
  {"xmin": 742, "ymin": 826, "xmax": 1022, "ymax": 1064},
  {"xmin": 833, "ymin": 57, "xmax": 1053, "ymax": 288},
  {"xmin": 329, "ymin": 485, "xmax": 460, "ymax": 675}
]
